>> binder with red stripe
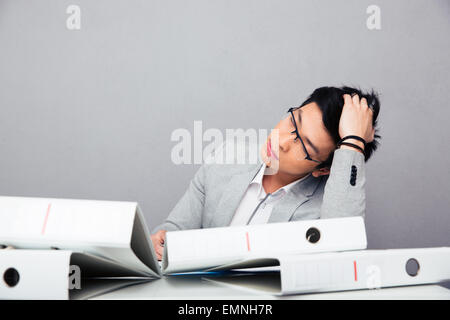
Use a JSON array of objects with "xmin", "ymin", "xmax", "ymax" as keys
[
  {"xmin": 204, "ymin": 247, "xmax": 450, "ymax": 295},
  {"xmin": 162, "ymin": 216, "xmax": 367, "ymax": 274}
]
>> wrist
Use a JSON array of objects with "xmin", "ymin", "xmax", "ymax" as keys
[
  {"xmin": 339, "ymin": 144, "xmax": 364, "ymax": 154},
  {"xmin": 337, "ymin": 136, "xmax": 366, "ymax": 155},
  {"xmin": 341, "ymin": 138, "xmax": 365, "ymax": 150}
]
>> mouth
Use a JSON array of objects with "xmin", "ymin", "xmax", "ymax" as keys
[{"xmin": 267, "ymin": 139, "xmax": 279, "ymax": 160}]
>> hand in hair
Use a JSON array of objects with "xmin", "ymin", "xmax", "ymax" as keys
[{"xmin": 338, "ymin": 94, "xmax": 375, "ymax": 152}]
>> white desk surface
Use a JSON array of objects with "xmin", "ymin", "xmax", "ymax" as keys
[{"xmin": 91, "ymin": 275, "xmax": 450, "ymax": 300}]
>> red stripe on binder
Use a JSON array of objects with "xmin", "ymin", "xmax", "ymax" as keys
[
  {"xmin": 246, "ymin": 232, "xmax": 251, "ymax": 251},
  {"xmin": 41, "ymin": 203, "xmax": 52, "ymax": 235},
  {"xmin": 353, "ymin": 260, "xmax": 358, "ymax": 281}
]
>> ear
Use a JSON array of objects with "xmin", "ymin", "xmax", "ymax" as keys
[{"xmin": 311, "ymin": 167, "xmax": 330, "ymax": 177}]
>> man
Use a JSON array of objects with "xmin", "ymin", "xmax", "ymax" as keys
[{"xmin": 151, "ymin": 86, "xmax": 380, "ymax": 260}]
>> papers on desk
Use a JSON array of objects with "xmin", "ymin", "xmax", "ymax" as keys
[
  {"xmin": 162, "ymin": 216, "xmax": 367, "ymax": 273},
  {"xmin": 203, "ymin": 247, "xmax": 450, "ymax": 295}
]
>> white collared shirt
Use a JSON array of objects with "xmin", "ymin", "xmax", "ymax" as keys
[{"xmin": 229, "ymin": 165, "xmax": 311, "ymax": 226}]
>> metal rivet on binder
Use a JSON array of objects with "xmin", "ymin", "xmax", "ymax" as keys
[
  {"xmin": 306, "ymin": 227, "xmax": 321, "ymax": 243},
  {"xmin": 405, "ymin": 258, "xmax": 420, "ymax": 277},
  {"xmin": 3, "ymin": 268, "xmax": 20, "ymax": 287}
]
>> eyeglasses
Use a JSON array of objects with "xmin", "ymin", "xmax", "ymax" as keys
[{"xmin": 287, "ymin": 107, "xmax": 322, "ymax": 164}]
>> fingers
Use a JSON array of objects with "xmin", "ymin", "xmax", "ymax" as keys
[
  {"xmin": 153, "ymin": 240, "xmax": 163, "ymax": 261},
  {"xmin": 360, "ymin": 97, "xmax": 374, "ymax": 113},
  {"xmin": 361, "ymin": 97, "xmax": 373, "ymax": 124},
  {"xmin": 155, "ymin": 244, "xmax": 164, "ymax": 261},
  {"xmin": 341, "ymin": 93, "xmax": 375, "ymax": 143},
  {"xmin": 344, "ymin": 93, "xmax": 362, "ymax": 108},
  {"xmin": 360, "ymin": 97, "xmax": 368, "ymax": 108},
  {"xmin": 343, "ymin": 94, "xmax": 353, "ymax": 107},
  {"xmin": 159, "ymin": 230, "xmax": 167, "ymax": 244},
  {"xmin": 151, "ymin": 230, "xmax": 167, "ymax": 261},
  {"xmin": 346, "ymin": 94, "xmax": 373, "ymax": 115},
  {"xmin": 351, "ymin": 93, "xmax": 360, "ymax": 107}
]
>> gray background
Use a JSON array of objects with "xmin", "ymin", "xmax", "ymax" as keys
[{"xmin": 0, "ymin": 0, "xmax": 449, "ymax": 249}]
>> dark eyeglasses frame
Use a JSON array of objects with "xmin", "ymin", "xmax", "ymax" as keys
[{"xmin": 287, "ymin": 106, "xmax": 322, "ymax": 164}]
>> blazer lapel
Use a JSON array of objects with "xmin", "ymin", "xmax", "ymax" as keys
[
  {"xmin": 209, "ymin": 163, "xmax": 263, "ymax": 228},
  {"xmin": 268, "ymin": 174, "xmax": 321, "ymax": 223}
]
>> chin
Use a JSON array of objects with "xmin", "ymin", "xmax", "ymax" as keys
[{"xmin": 280, "ymin": 164, "xmax": 310, "ymax": 177}]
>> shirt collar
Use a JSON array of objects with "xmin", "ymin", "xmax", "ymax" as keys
[{"xmin": 250, "ymin": 164, "xmax": 311, "ymax": 199}]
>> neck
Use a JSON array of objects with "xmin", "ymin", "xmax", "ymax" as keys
[{"xmin": 262, "ymin": 168, "xmax": 308, "ymax": 194}]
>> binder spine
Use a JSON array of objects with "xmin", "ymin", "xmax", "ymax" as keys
[
  {"xmin": 0, "ymin": 250, "xmax": 72, "ymax": 300},
  {"xmin": 281, "ymin": 248, "xmax": 450, "ymax": 294}
]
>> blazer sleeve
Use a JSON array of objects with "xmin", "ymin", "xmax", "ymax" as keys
[
  {"xmin": 320, "ymin": 148, "xmax": 366, "ymax": 219},
  {"xmin": 152, "ymin": 164, "xmax": 206, "ymax": 233}
]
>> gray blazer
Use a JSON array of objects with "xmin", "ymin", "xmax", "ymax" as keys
[{"xmin": 153, "ymin": 148, "xmax": 366, "ymax": 232}]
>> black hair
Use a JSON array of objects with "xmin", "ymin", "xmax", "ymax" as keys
[{"xmin": 299, "ymin": 86, "xmax": 381, "ymax": 167}]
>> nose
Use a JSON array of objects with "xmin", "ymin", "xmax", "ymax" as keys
[{"xmin": 278, "ymin": 132, "xmax": 291, "ymax": 153}]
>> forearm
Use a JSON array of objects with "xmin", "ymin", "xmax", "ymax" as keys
[
  {"xmin": 152, "ymin": 165, "xmax": 206, "ymax": 234},
  {"xmin": 320, "ymin": 148, "xmax": 366, "ymax": 219},
  {"xmin": 151, "ymin": 221, "xmax": 182, "ymax": 234}
]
